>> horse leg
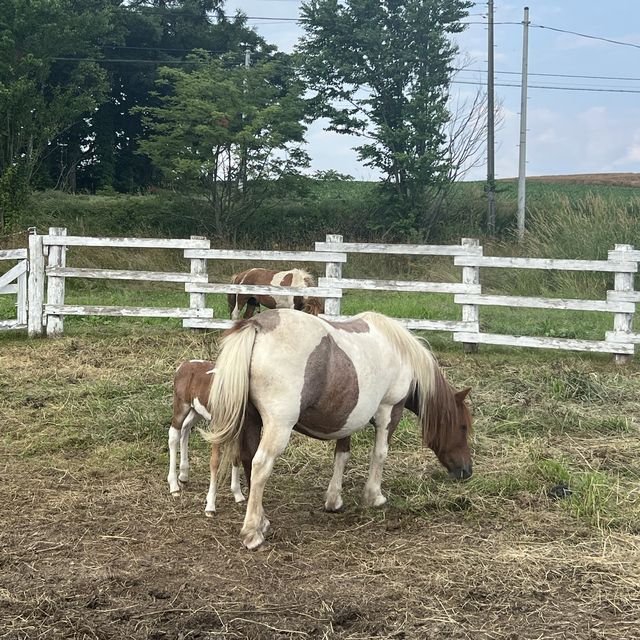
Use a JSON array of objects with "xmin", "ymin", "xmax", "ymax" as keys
[
  {"xmin": 240, "ymin": 416, "xmax": 261, "ymax": 496},
  {"xmin": 325, "ymin": 437, "xmax": 351, "ymax": 512},
  {"xmin": 243, "ymin": 299, "xmax": 259, "ymax": 319},
  {"xmin": 230, "ymin": 462, "xmax": 245, "ymax": 503},
  {"xmin": 205, "ymin": 442, "xmax": 221, "ymax": 517},
  {"xmin": 231, "ymin": 295, "xmax": 246, "ymax": 320},
  {"xmin": 178, "ymin": 413, "xmax": 195, "ymax": 484},
  {"xmin": 167, "ymin": 406, "xmax": 195, "ymax": 496},
  {"xmin": 363, "ymin": 402, "xmax": 403, "ymax": 508},
  {"xmin": 240, "ymin": 419, "xmax": 293, "ymax": 550},
  {"xmin": 167, "ymin": 426, "xmax": 181, "ymax": 496}
]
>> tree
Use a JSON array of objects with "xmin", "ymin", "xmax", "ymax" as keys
[
  {"xmin": 297, "ymin": 0, "xmax": 473, "ymax": 217},
  {"xmin": 136, "ymin": 54, "xmax": 309, "ymax": 239},
  {"xmin": 0, "ymin": 0, "xmax": 113, "ymax": 230},
  {"xmin": 78, "ymin": 1, "xmax": 275, "ymax": 193}
]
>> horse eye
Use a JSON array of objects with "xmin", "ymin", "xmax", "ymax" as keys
[{"xmin": 460, "ymin": 425, "xmax": 468, "ymax": 433}]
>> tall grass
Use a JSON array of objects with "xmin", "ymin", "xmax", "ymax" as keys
[{"xmin": 525, "ymin": 193, "xmax": 640, "ymax": 259}]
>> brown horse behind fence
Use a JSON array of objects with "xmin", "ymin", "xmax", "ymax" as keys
[{"xmin": 227, "ymin": 268, "xmax": 324, "ymax": 319}]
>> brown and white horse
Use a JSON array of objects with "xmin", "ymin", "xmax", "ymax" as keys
[
  {"xmin": 203, "ymin": 309, "xmax": 473, "ymax": 550},
  {"xmin": 227, "ymin": 268, "xmax": 324, "ymax": 319},
  {"xmin": 168, "ymin": 360, "xmax": 244, "ymax": 514}
]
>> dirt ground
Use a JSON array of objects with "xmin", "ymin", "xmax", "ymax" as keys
[{"xmin": 1, "ymin": 330, "xmax": 639, "ymax": 639}]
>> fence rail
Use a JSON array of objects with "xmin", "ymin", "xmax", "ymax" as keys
[{"xmin": 3, "ymin": 229, "xmax": 639, "ymax": 362}]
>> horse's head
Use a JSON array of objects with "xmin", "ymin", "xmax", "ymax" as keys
[
  {"xmin": 302, "ymin": 297, "xmax": 325, "ymax": 316},
  {"xmin": 432, "ymin": 387, "xmax": 473, "ymax": 480}
]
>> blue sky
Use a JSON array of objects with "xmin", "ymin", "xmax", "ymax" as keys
[{"xmin": 225, "ymin": 0, "xmax": 640, "ymax": 180}]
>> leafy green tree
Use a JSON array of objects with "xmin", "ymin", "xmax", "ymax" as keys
[
  {"xmin": 298, "ymin": 0, "xmax": 472, "ymax": 222},
  {"xmin": 137, "ymin": 54, "xmax": 309, "ymax": 239},
  {"xmin": 0, "ymin": 0, "xmax": 113, "ymax": 229},
  {"xmin": 80, "ymin": 1, "xmax": 276, "ymax": 193}
]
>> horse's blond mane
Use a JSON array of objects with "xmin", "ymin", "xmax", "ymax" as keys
[{"xmin": 358, "ymin": 312, "xmax": 457, "ymax": 449}]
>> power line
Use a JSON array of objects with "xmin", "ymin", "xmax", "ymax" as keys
[
  {"xmin": 54, "ymin": 56, "xmax": 202, "ymax": 64},
  {"xmin": 95, "ymin": 47, "xmax": 640, "ymax": 85},
  {"xmin": 457, "ymin": 68, "xmax": 640, "ymax": 83},
  {"xmin": 531, "ymin": 23, "xmax": 640, "ymax": 50},
  {"xmin": 453, "ymin": 79, "xmax": 640, "ymax": 94},
  {"xmin": 113, "ymin": 4, "xmax": 640, "ymax": 52},
  {"xmin": 52, "ymin": 55, "xmax": 640, "ymax": 94}
]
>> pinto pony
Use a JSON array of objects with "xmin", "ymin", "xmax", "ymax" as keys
[
  {"xmin": 203, "ymin": 309, "xmax": 473, "ymax": 550},
  {"xmin": 168, "ymin": 360, "xmax": 245, "ymax": 515},
  {"xmin": 227, "ymin": 268, "xmax": 324, "ymax": 319}
]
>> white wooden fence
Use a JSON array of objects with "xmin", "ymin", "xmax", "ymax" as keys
[
  {"xmin": 3, "ymin": 228, "xmax": 638, "ymax": 361},
  {"xmin": 0, "ymin": 247, "xmax": 28, "ymax": 331}
]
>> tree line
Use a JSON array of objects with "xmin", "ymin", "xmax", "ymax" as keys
[{"xmin": 0, "ymin": 0, "xmax": 476, "ymax": 239}]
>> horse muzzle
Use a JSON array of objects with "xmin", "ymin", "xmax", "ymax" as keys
[{"xmin": 449, "ymin": 464, "xmax": 473, "ymax": 481}]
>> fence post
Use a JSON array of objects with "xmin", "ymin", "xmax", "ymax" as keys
[
  {"xmin": 612, "ymin": 243, "xmax": 635, "ymax": 365},
  {"xmin": 46, "ymin": 227, "xmax": 67, "ymax": 336},
  {"xmin": 17, "ymin": 262, "xmax": 27, "ymax": 327},
  {"xmin": 27, "ymin": 231, "xmax": 45, "ymax": 337},
  {"xmin": 461, "ymin": 238, "xmax": 480, "ymax": 353},
  {"xmin": 188, "ymin": 235, "xmax": 209, "ymax": 321},
  {"xmin": 324, "ymin": 234, "xmax": 343, "ymax": 317}
]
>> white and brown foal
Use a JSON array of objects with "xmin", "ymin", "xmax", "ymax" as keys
[
  {"xmin": 168, "ymin": 360, "xmax": 244, "ymax": 514},
  {"xmin": 227, "ymin": 267, "xmax": 324, "ymax": 319},
  {"xmin": 204, "ymin": 309, "xmax": 473, "ymax": 550}
]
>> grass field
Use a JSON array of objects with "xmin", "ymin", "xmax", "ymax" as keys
[{"xmin": 1, "ymin": 301, "xmax": 640, "ymax": 638}]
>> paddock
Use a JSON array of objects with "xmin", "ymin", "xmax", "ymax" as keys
[{"xmin": 1, "ymin": 325, "xmax": 639, "ymax": 639}]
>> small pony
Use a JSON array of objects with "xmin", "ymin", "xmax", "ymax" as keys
[
  {"xmin": 167, "ymin": 360, "xmax": 245, "ymax": 515},
  {"xmin": 227, "ymin": 267, "xmax": 324, "ymax": 319},
  {"xmin": 203, "ymin": 309, "xmax": 473, "ymax": 550}
]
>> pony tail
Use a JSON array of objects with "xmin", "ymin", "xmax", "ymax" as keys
[{"xmin": 200, "ymin": 322, "xmax": 257, "ymax": 448}]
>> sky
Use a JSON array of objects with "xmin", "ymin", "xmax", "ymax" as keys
[{"xmin": 224, "ymin": 0, "xmax": 640, "ymax": 181}]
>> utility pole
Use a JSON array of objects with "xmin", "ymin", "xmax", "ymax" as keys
[
  {"xmin": 517, "ymin": 7, "xmax": 530, "ymax": 242},
  {"xmin": 486, "ymin": 0, "xmax": 496, "ymax": 235}
]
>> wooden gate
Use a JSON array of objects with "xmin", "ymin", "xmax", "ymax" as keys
[{"xmin": 0, "ymin": 248, "xmax": 28, "ymax": 331}]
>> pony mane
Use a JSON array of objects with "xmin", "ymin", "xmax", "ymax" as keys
[{"xmin": 358, "ymin": 312, "xmax": 458, "ymax": 449}]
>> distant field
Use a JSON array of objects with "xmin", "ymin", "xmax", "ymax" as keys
[{"xmin": 525, "ymin": 172, "xmax": 640, "ymax": 187}]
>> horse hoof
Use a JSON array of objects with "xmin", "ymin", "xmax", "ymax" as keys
[
  {"xmin": 205, "ymin": 510, "xmax": 216, "ymax": 518},
  {"xmin": 364, "ymin": 492, "xmax": 387, "ymax": 508},
  {"xmin": 234, "ymin": 494, "xmax": 246, "ymax": 504},
  {"xmin": 324, "ymin": 495, "xmax": 344, "ymax": 512},
  {"xmin": 242, "ymin": 529, "xmax": 265, "ymax": 550},
  {"xmin": 178, "ymin": 476, "xmax": 189, "ymax": 485},
  {"xmin": 171, "ymin": 490, "xmax": 181, "ymax": 498},
  {"xmin": 372, "ymin": 495, "xmax": 387, "ymax": 508}
]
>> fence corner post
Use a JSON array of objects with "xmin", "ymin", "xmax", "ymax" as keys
[
  {"xmin": 46, "ymin": 227, "xmax": 67, "ymax": 337},
  {"xmin": 27, "ymin": 231, "xmax": 45, "ymax": 337},
  {"xmin": 461, "ymin": 237, "xmax": 480, "ymax": 354},
  {"xmin": 188, "ymin": 235, "xmax": 209, "ymax": 328},
  {"xmin": 323, "ymin": 234, "xmax": 343, "ymax": 317},
  {"xmin": 612, "ymin": 243, "xmax": 635, "ymax": 365}
]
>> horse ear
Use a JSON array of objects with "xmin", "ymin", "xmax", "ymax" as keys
[{"xmin": 455, "ymin": 387, "xmax": 471, "ymax": 402}]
